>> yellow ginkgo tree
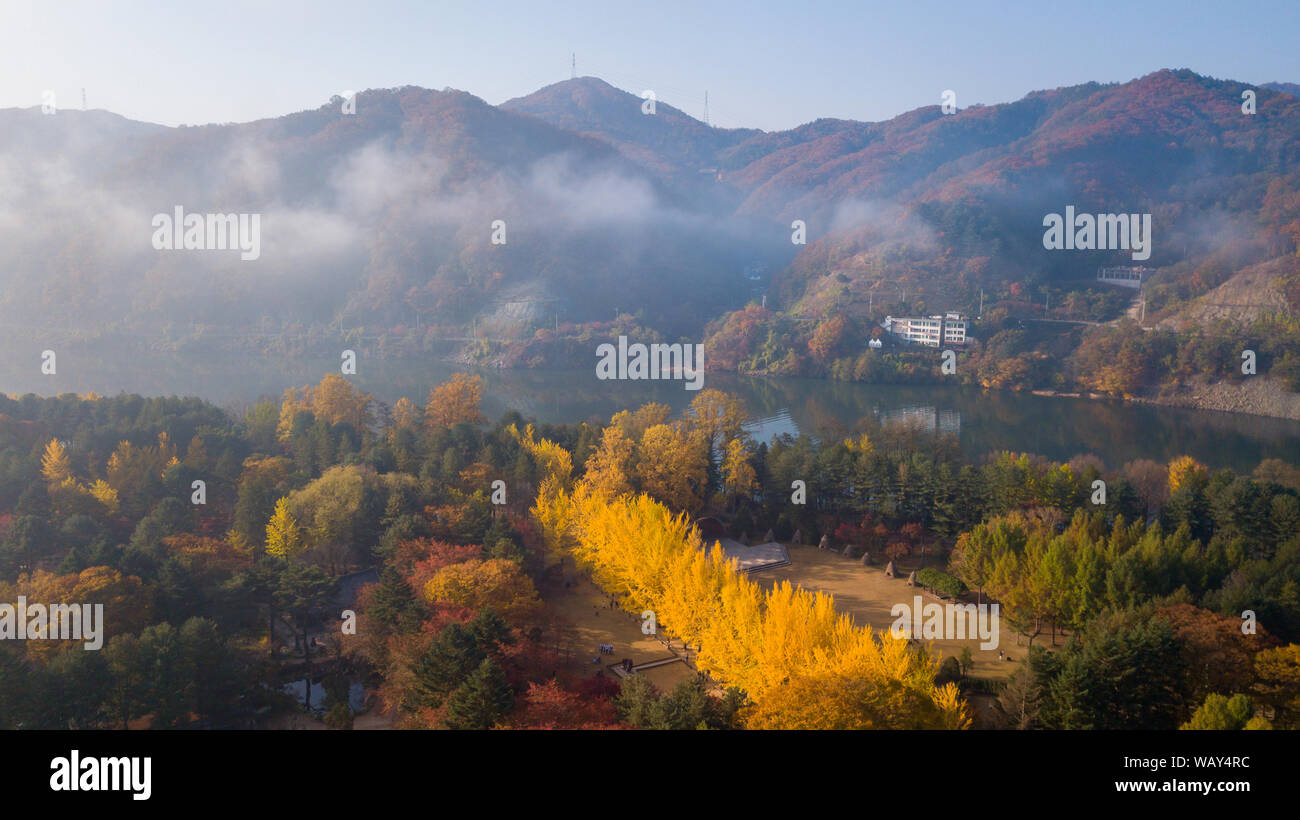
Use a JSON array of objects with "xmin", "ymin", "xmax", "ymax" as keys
[{"xmin": 264, "ymin": 497, "xmax": 305, "ymax": 558}]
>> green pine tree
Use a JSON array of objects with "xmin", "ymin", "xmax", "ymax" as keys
[{"xmin": 443, "ymin": 658, "xmax": 514, "ymax": 730}]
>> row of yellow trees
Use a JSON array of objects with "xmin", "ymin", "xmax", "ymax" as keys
[{"xmin": 518, "ymin": 424, "xmax": 969, "ymax": 729}]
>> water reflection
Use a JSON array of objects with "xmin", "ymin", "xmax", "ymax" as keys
[
  {"xmin": 282, "ymin": 677, "xmax": 365, "ymax": 715},
  {"xmin": 2, "ymin": 342, "xmax": 1298, "ymax": 473}
]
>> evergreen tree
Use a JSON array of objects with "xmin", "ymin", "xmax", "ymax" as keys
[
  {"xmin": 443, "ymin": 658, "xmax": 514, "ymax": 729},
  {"xmin": 408, "ymin": 623, "xmax": 485, "ymax": 709}
]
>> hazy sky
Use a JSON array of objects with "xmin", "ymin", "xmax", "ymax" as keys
[{"xmin": 2, "ymin": 0, "xmax": 1297, "ymax": 131}]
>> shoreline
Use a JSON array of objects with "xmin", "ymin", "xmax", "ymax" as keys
[
  {"xmin": 6, "ymin": 330, "xmax": 1300, "ymax": 423},
  {"xmin": 1025, "ymin": 377, "xmax": 1300, "ymax": 423},
  {"xmin": 1132, "ymin": 378, "xmax": 1300, "ymax": 422}
]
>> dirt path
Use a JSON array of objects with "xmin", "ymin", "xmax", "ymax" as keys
[{"xmin": 540, "ymin": 573, "xmax": 695, "ymax": 691}]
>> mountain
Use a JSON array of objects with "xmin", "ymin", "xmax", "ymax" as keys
[
  {"xmin": 0, "ymin": 86, "xmax": 782, "ymax": 340},
  {"xmin": 0, "ymin": 69, "xmax": 1297, "ymax": 354},
  {"xmin": 501, "ymin": 76, "xmax": 760, "ymax": 218},
  {"xmin": 1263, "ymin": 81, "xmax": 1300, "ymax": 98},
  {"xmin": 751, "ymin": 70, "xmax": 1300, "ymax": 319}
]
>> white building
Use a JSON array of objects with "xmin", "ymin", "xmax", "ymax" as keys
[
  {"xmin": 884, "ymin": 312, "xmax": 968, "ymax": 347},
  {"xmin": 941, "ymin": 312, "xmax": 967, "ymax": 345},
  {"xmin": 1097, "ymin": 266, "xmax": 1149, "ymax": 289}
]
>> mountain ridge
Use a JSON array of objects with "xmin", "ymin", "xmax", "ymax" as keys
[{"xmin": 0, "ymin": 68, "xmax": 1296, "ymax": 356}]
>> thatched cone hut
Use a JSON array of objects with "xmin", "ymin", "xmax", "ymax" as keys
[
  {"xmin": 792, "ymin": 528, "xmax": 803, "ymax": 545},
  {"xmin": 884, "ymin": 560, "xmax": 896, "ymax": 578},
  {"xmin": 842, "ymin": 543, "xmax": 855, "ymax": 557},
  {"xmin": 907, "ymin": 570, "xmax": 917, "ymax": 587},
  {"xmin": 817, "ymin": 534, "xmax": 829, "ymax": 551},
  {"xmin": 860, "ymin": 551, "xmax": 872, "ymax": 566},
  {"xmin": 762, "ymin": 529, "xmax": 775, "ymax": 544}
]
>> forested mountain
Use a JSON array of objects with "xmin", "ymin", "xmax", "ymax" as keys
[{"xmin": 2, "ymin": 70, "xmax": 1298, "ymax": 353}]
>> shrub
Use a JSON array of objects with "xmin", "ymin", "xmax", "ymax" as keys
[{"xmin": 916, "ymin": 567, "xmax": 967, "ymax": 598}]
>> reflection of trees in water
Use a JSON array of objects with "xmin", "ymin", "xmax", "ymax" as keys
[{"xmin": 4, "ymin": 346, "xmax": 1298, "ymax": 472}]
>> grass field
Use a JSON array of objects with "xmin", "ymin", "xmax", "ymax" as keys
[{"xmin": 757, "ymin": 544, "xmax": 1030, "ymax": 681}]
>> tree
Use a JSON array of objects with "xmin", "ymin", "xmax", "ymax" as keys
[
  {"xmin": 105, "ymin": 437, "xmax": 172, "ymax": 520},
  {"xmin": 0, "ymin": 516, "xmax": 54, "ymax": 580},
  {"xmin": 425, "ymin": 373, "xmax": 486, "ymax": 429},
  {"xmin": 994, "ymin": 665, "xmax": 1042, "ymax": 729},
  {"xmin": 1253, "ymin": 644, "xmax": 1300, "ymax": 728},
  {"xmin": 516, "ymin": 680, "xmax": 619, "ymax": 729},
  {"xmin": 136, "ymin": 622, "xmax": 192, "ymax": 728},
  {"xmin": 0, "ymin": 645, "xmax": 34, "ymax": 728},
  {"xmin": 235, "ymin": 459, "xmax": 289, "ymax": 546},
  {"xmin": 808, "ymin": 314, "xmax": 850, "ymax": 365},
  {"xmin": 179, "ymin": 617, "xmax": 241, "ymax": 725},
  {"xmin": 583, "ymin": 426, "xmax": 637, "ymax": 499},
  {"xmin": 1180, "ymin": 693, "xmax": 1267, "ymax": 730},
  {"xmin": 614, "ymin": 675, "xmax": 741, "ymax": 730},
  {"xmin": 535, "ymin": 482, "xmax": 970, "ymax": 730},
  {"xmin": 409, "ymin": 623, "xmax": 486, "ymax": 709},
  {"xmin": 104, "ymin": 633, "xmax": 149, "ymax": 729},
  {"xmin": 1032, "ymin": 612, "xmax": 1188, "ymax": 730},
  {"xmin": 611, "ymin": 403, "xmax": 670, "ymax": 439},
  {"xmin": 1168, "ymin": 455, "xmax": 1209, "ymax": 495},
  {"xmin": 744, "ymin": 661, "xmax": 967, "ymax": 730},
  {"xmin": 422, "ymin": 558, "xmax": 541, "ymax": 623},
  {"xmin": 443, "ymin": 657, "xmax": 514, "ymax": 729},
  {"xmin": 390, "ymin": 397, "xmax": 419, "ymax": 435},
  {"xmin": 687, "ymin": 390, "xmax": 747, "ymax": 452},
  {"xmin": 1157, "ymin": 603, "xmax": 1264, "ymax": 704},
  {"xmin": 87, "ymin": 479, "xmax": 119, "ymax": 515},
  {"xmin": 935, "ymin": 656, "xmax": 963, "ymax": 687},
  {"xmin": 365, "ymin": 566, "xmax": 422, "ymax": 634},
  {"xmin": 273, "ymin": 562, "xmax": 336, "ymax": 663},
  {"xmin": 722, "ymin": 438, "xmax": 758, "ymax": 510},
  {"xmin": 612, "ymin": 674, "xmax": 659, "ymax": 728},
  {"xmin": 40, "ymin": 439, "xmax": 72, "ymax": 483},
  {"xmin": 637, "ymin": 423, "xmax": 708, "ymax": 512},
  {"xmin": 285, "ymin": 465, "xmax": 369, "ymax": 571},
  {"xmin": 276, "ymin": 375, "xmax": 373, "ymax": 440},
  {"xmin": 242, "ymin": 399, "xmax": 280, "ymax": 451},
  {"xmin": 264, "ymin": 498, "xmax": 305, "ymax": 558},
  {"xmin": 467, "ymin": 607, "xmax": 514, "ymax": 653},
  {"xmin": 310, "ymin": 373, "xmax": 372, "ymax": 432},
  {"xmin": 34, "ymin": 648, "xmax": 107, "ymax": 729}
]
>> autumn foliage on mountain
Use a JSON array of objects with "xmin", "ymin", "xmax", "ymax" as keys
[{"xmin": 5, "ymin": 69, "xmax": 1300, "ymax": 387}]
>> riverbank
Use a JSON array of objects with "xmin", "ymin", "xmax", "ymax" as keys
[
  {"xmin": 1019, "ymin": 380, "xmax": 1300, "ymax": 422},
  {"xmin": 1136, "ymin": 376, "xmax": 1300, "ymax": 421}
]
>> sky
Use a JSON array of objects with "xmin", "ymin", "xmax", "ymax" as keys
[{"xmin": 1, "ymin": 0, "xmax": 1297, "ymax": 131}]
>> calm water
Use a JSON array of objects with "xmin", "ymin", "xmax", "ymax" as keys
[
  {"xmin": 282, "ymin": 677, "xmax": 366, "ymax": 715},
  {"xmin": 4, "ymin": 343, "xmax": 1299, "ymax": 473}
]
